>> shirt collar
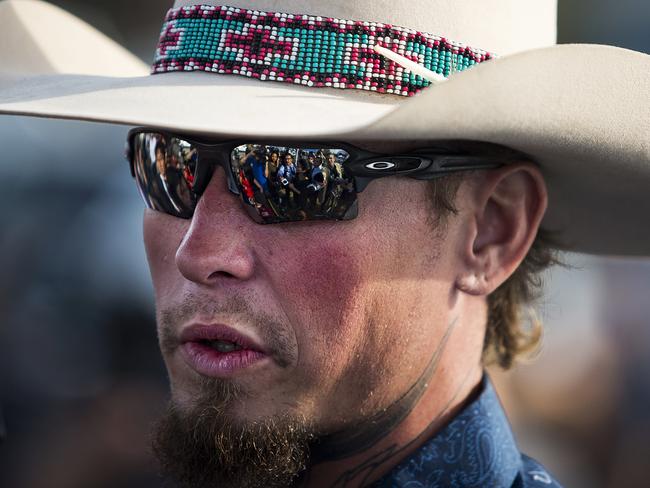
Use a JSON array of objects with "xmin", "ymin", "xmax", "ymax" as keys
[{"xmin": 375, "ymin": 374, "xmax": 521, "ymax": 487}]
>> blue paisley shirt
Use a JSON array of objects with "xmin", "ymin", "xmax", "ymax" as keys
[{"xmin": 373, "ymin": 375, "xmax": 563, "ymax": 488}]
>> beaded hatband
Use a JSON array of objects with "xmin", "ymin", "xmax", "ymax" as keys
[{"xmin": 153, "ymin": 4, "xmax": 495, "ymax": 97}]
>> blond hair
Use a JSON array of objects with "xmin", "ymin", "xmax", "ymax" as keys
[{"xmin": 426, "ymin": 141, "xmax": 560, "ymax": 369}]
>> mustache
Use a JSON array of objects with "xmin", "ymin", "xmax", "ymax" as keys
[{"xmin": 158, "ymin": 293, "xmax": 297, "ymax": 368}]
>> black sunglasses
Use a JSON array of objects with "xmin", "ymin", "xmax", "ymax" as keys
[{"xmin": 126, "ymin": 128, "xmax": 503, "ymax": 224}]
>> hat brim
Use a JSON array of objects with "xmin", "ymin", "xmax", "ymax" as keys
[
  {"xmin": 0, "ymin": 67, "xmax": 400, "ymax": 137},
  {"xmin": 1, "ymin": 43, "xmax": 649, "ymax": 256}
]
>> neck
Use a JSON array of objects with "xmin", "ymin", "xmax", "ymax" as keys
[{"xmin": 301, "ymin": 316, "xmax": 485, "ymax": 488}]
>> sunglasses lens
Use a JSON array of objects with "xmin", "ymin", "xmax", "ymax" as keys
[
  {"xmin": 130, "ymin": 134, "xmax": 359, "ymax": 224},
  {"xmin": 230, "ymin": 145, "xmax": 357, "ymax": 223},
  {"xmin": 131, "ymin": 132, "xmax": 199, "ymax": 219}
]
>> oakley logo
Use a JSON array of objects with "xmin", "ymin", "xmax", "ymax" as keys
[{"xmin": 365, "ymin": 161, "xmax": 396, "ymax": 171}]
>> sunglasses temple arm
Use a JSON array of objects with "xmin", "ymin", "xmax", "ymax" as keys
[
  {"xmin": 410, "ymin": 157, "xmax": 504, "ymax": 179},
  {"xmin": 356, "ymin": 156, "xmax": 504, "ymax": 187}
]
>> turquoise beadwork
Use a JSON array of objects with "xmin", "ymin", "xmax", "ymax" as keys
[{"xmin": 152, "ymin": 4, "xmax": 495, "ymax": 97}]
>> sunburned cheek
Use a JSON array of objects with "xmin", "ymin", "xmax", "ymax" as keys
[{"xmin": 274, "ymin": 240, "xmax": 369, "ymax": 362}]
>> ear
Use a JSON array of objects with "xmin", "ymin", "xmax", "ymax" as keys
[{"xmin": 455, "ymin": 163, "xmax": 548, "ymax": 296}]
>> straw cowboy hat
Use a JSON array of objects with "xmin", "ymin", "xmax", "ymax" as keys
[{"xmin": 0, "ymin": 0, "xmax": 649, "ymax": 255}]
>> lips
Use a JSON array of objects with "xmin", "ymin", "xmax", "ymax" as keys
[{"xmin": 179, "ymin": 324, "xmax": 268, "ymax": 377}]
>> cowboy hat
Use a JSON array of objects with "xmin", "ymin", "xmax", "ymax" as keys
[
  {"xmin": 0, "ymin": 0, "xmax": 648, "ymax": 255},
  {"xmin": 0, "ymin": 0, "xmax": 147, "ymax": 76}
]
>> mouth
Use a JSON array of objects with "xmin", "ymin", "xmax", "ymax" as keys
[{"xmin": 178, "ymin": 324, "xmax": 269, "ymax": 378}]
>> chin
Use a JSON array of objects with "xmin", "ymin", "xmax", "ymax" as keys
[
  {"xmin": 152, "ymin": 385, "xmax": 315, "ymax": 488},
  {"xmin": 168, "ymin": 373, "xmax": 288, "ymax": 426}
]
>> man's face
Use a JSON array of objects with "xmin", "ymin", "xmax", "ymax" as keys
[
  {"xmin": 155, "ymin": 148, "xmax": 166, "ymax": 174},
  {"xmin": 146, "ymin": 164, "xmax": 458, "ymax": 423},
  {"xmin": 144, "ymin": 152, "xmax": 464, "ymax": 483}
]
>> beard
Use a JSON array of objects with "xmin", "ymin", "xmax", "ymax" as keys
[{"xmin": 151, "ymin": 376, "xmax": 315, "ymax": 488}]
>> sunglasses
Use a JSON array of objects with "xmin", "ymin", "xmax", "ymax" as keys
[{"xmin": 126, "ymin": 128, "xmax": 503, "ymax": 224}]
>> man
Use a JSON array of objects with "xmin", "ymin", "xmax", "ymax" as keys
[
  {"xmin": 306, "ymin": 152, "xmax": 327, "ymax": 211},
  {"xmin": 0, "ymin": 1, "xmax": 649, "ymax": 487},
  {"xmin": 310, "ymin": 169, "xmax": 327, "ymax": 210},
  {"xmin": 324, "ymin": 152, "xmax": 346, "ymax": 211},
  {"xmin": 267, "ymin": 150, "xmax": 282, "ymax": 197},
  {"xmin": 277, "ymin": 151, "xmax": 301, "ymax": 211},
  {"xmin": 247, "ymin": 147, "xmax": 270, "ymax": 198},
  {"xmin": 138, "ymin": 132, "xmax": 552, "ymax": 488},
  {"xmin": 326, "ymin": 153, "xmax": 344, "ymax": 180}
]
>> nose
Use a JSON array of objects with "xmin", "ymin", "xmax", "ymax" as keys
[{"xmin": 175, "ymin": 167, "xmax": 256, "ymax": 285}]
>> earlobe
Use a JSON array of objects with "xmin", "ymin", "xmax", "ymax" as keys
[
  {"xmin": 455, "ymin": 163, "xmax": 547, "ymax": 296},
  {"xmin": 455, "ymin": 272, "xmax": 490, "ymax": 296}
]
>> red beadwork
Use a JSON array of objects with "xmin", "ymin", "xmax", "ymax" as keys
[{"xmin": 153, "ymin": 4, "xmax": 495, "ymax": 98}]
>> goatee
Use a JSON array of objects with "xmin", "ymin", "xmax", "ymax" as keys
[{"xmin": 152, "ymin": 378, "xmax": 315, "ymax": 488}]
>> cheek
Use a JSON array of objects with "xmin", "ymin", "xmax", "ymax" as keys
[
  {"xmin": 258, "ymin": 225, "xmax": 375, "ymax": 405},
  {"xmin": 266, "ymin": 228, "xmax": 368, "ymax": 352},
  {"xmin": 143, "ymin": 210, "xmax": 188, "ymax": 301},
  {"xmin": 258, "ymin": 214, "xmax": 436, "ymax": 400},
  {"xmin": 264, "ymin": 183, "xmax": 452, "ymax": 415}
]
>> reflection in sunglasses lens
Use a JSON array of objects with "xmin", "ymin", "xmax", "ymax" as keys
[
  {"xmin": 132, "ymin": 133, "xmax": 198, "ymax": 218},
  {"xmin": 133, "ymin": 135, "xmax": 358, "ymax": 223},
  {"xmin": 230, "ymin": 145, "xmax": 356, "ymax": 223}
]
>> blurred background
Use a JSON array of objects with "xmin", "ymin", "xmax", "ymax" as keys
[{"xmin": 1, "ymin": 1, "xmax": 649, "ymax": 487}]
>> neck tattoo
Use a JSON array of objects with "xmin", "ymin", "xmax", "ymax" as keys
[
  {"xmin": 328, "ymin": 364, "xmax": 475, "ymax": 488},
  {"xmin": 310, "ymin": 317, "xmax": 459, "ymax": 464}
]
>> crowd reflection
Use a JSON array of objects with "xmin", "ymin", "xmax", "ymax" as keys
[
  {"xmin": 134, "ymin": 134, "xmax": 357, "ymax": 223},
  {"xmin": 133, "ymin": 133, "xmax": 197, "ymax": 218},
  {"xmin": 230, "ymin": 144, "xmax": 356, "ymax": 223}
]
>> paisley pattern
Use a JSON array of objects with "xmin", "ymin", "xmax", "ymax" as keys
[{"xmin": 374, "ymin": 376, "xmax": 563, "ymax": 488}]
